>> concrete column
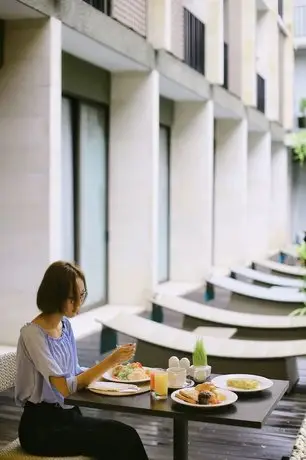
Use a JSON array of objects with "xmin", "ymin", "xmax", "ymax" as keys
[
  {"xmin": 214, "ymin": 118, "xmax": 248, "ymax": 268},
  {"xmin": 247, "ymin": 132, "xmax": 272, "ymax": 261},
  {"xmin": 170, "ymin": 100, "xmax": 214, "ymax": 282},
  {"xmin": 270, "ymin": 142, "xmax": 290, "ymax": 250},
  {"xmin": 108, "ymin": 71, "xmax": 159, "ymax": 305},
  {"xmin": 228, "ymin": 0, "xmax": 256, "ymax": 106},
  {"xmin": 0, "ymin": 18, "xmax": 62, "ymax": 345}
]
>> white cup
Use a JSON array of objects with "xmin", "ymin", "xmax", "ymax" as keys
[{"xmin": 167, "ymin": 367, "xmax": 187, "ymax": 388}]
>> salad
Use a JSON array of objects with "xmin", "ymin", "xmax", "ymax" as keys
[{"xmin": 112, "ymin": 362, "xmax": 150, "ymax": 381}]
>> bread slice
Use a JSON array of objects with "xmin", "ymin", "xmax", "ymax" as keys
[
  {"xmin": 178, "ymin": 389, "xmax": 199, "ymax": 403},
  {"xmin": 176, "ymin": 392, "xmax": 198, "ymax": 405}
]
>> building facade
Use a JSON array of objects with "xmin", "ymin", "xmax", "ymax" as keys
[
  {"xmin": 0, "ymin": 0, "xmax": 293, "ymax": 344},
  {"xmin": 292, "ymin": 0, "xmax": 306, "ymax": 238}
]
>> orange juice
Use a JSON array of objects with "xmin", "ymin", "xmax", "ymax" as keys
[
  {"xmin": 150, "ymin": 372, "xmax": 155, "ymax": 391},
  {"xmin": 152, "ymin": 370, "xmax": 168, "ymax": 399}
]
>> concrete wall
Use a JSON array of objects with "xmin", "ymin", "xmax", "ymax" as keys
[
  {"xmin": 62, "ymin": 52, "xmax": 110, "ymax": 104},
  {"xmin": 108, "ymin": 71, "xmax": 159, "ymax": 305},
  {"xmin": 171, "ymin": 0, "xmax": 184, "ymax": 60},
  {"xmin": 160, "ymin": 97, "xmax": 174, "ymax": 126},
  {"xmin": 0, "ymin": 18, "xmax": 61, "ymax": 345},
  {"xmin": 170, "ymin": 100, "xmax": 214, "ymax": 281},
  {"xmin": 228, "ymin": 0, "xmax": 256, "ymax": 106}
]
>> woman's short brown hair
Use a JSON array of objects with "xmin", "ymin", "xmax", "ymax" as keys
[{"xmin": 36, "ymin": 261, "xmax": 87, "ymax": 314}]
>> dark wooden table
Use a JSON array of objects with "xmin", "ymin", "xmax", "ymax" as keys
[{"xmin": 65, "ymin": 378, "xmax": 289, "ymax": 460}]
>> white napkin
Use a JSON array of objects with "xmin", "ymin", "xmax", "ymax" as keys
[{"xmin": 88, "ymin": 381, "xmax": 140, "ymax": 393}]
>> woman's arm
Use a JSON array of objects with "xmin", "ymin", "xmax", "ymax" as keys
[
  {"xmin": 22, "ymin": 325, "xmax": 135, "ymax": 398},
  {"xmin": 50, "ymin": 344, "xmax": 136, "ymax": 397}
]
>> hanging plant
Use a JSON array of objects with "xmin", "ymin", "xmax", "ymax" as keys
[{"xmin": 288, "ymin": 131, "xmax": 306, "ymax": 166}]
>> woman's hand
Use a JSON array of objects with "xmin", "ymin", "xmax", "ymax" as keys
[
  {"xmin": 109, "ymin": 343, "xmax": 136, "ymax": 367},
  {"xmin": 77, "ymin": 343, "xmax": 136, "ymax": 390}
]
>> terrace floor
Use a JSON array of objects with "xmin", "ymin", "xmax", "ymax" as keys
[{"xmin": 1, "ymin": 288, "xmax": 305, "ymax": 459}]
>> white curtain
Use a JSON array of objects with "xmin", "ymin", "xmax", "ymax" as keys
[
  {"xmin": 61, "ymin": 98, "xmax": 75, "ymax": 261},
  {"xmin": 78, "ymin": 103, "xmax": 107, "ymax": 305},
  {"xmin": 158, "ymin": 126, "xmax": 170, "ymax": 283}
]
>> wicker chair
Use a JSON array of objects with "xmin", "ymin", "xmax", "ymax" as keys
[
  {"xmin": 289, "ymin": 416, "xmax": 306, "ymax": 460},
  {"xmin": 0, "ymin": 350, "xmax": 91, "ymax": 460}
]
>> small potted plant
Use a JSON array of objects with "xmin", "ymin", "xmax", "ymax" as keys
[
  {"xmin": 189, "ymin": 338, "xmax": 211, "ymax": 383},
  {"xmin": 298, "ymin": 98, "xmax": 306, "ymax": 128},
  {"xmin": 288, "ymin": 131, "xmax": 306, "ymax": 166}
]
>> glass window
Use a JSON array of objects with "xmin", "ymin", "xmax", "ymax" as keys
[
  {"xmin": 158, "ymin": 126, "xmax": 170, "ymax": 283},
  {"xmin": 61, "ymin": 98, "xmax": 75, "ymax": 261},
  {"xmin": 77, "ymin": 103, "xmax": 108, "ymax": 305}
]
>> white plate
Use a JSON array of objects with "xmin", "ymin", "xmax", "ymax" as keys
[
  {"xmin": 171, "ymin": 388, "xmax": 238, "ymax": 408},
  {"xmin": 169, "ymin": 379, "xmax": 194, "ymax": 390},
  {"xmin": 103, "ymin": 366, "xmax": 151, "ymax": 384},
  {"xmin": 211, "ymin": 374, "xmax": 273, "ymax": 393}
]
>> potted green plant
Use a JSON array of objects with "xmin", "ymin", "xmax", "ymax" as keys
[
  {"xmin": 298, "ymin": 98, "xmax": 306, "ymax": 128},
  {"xmin": 289, "ymin": 131, "xmax": 306, "ymax": 166},
  {"xmin": 189, "ymin": 337, "xmax": 211, "ymax": 383}
]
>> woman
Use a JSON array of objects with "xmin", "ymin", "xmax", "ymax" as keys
[{"xmin": 15, "ymin": 261, "xmax": 149, "ymax": 459}]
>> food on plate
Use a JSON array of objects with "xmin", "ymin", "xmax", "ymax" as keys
[
  {"xmin": 195, "ymin": 382, "xmax": 218, "ymax": 394},
  {"xmin": 176, "ymin": 389, "xmax": 199, "ymax": 404},
  {"xmin": 226, "ymin": 378, "xmax": 260, "ymax": 390},
  {"xmin": 176, "ymin": 383, "xmax": 225, "ymax": 406},
  {"xmin": 112, "ymin": 362, "xmax": 150, "ymax": 381}
]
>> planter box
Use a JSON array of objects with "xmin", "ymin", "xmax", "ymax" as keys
[{"xmin": 298, "ymin": 116, "xmax": 306, "ymax": 128}]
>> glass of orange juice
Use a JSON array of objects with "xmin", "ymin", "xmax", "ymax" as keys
[{"xmin": 151, "ymin": 369, "xmax": 168, "ymax": 400}]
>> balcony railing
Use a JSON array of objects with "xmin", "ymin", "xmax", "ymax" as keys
[
  {"xmin": 83, "ymin": 0, "xmax": 111, "ymax": 16},
  {"xmin": 184, "ymin": 8, "xmax": 205, "ymax": 75},
  {"xmin": 223, "ymin": 42, "xmax": 229, "ymax": 90},
  {"xmin": 257, "ymin": 74, "xmax": 265, "ymax": 114},
  {"xmin": 295, "ymin": 6, "xmax": 306, "ymax": 37},
  {"xmin": 278, "ymin": 0, "xmax": 283, "ymax": 18}
]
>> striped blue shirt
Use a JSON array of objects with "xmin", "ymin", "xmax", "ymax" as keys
[{"xmin": 15, "ymin": 317, "xmax": 84, "ymax": 408}]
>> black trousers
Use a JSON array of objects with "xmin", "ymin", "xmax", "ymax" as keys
[{"xmin": 19, "ymin": 402, "xmax": 149, "ymax": 460}]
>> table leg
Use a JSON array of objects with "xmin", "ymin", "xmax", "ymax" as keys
[{"xmin": 173, "ymin": 418, "xmax": 188, "ymax": 460}]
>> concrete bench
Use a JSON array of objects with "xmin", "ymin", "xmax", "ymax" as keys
[
  {"xmin": 253, "ymin": 259, "xmax": 306, "ymax": 278},
  {"xmin": 231, "ymin": 266, "xmax": 303, "ymax": 289},
  {"xmin": 0, "ymin": 305, "xmax": 145, "ymax": 459},
  {"xmin": 192, "ymin": 326, "xmax": 237, "ymax": 338},
  {"xmin": 98, "ymin": 313, "xmax": 306, "ymax": 391},
  {"xmin": 280, "ymin": 245, "xmax": 299, "ymax": 259},
  {"xmin": 206, "ymin": 275, "xmax": 306, "ymax": 315},
  {"xmin": 152, "ymin": 293, "xmax": 306, "ymax": 341},
  {"xmin": 98, "ymin": 312, "xmax": 304, "ymax": 390}
]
